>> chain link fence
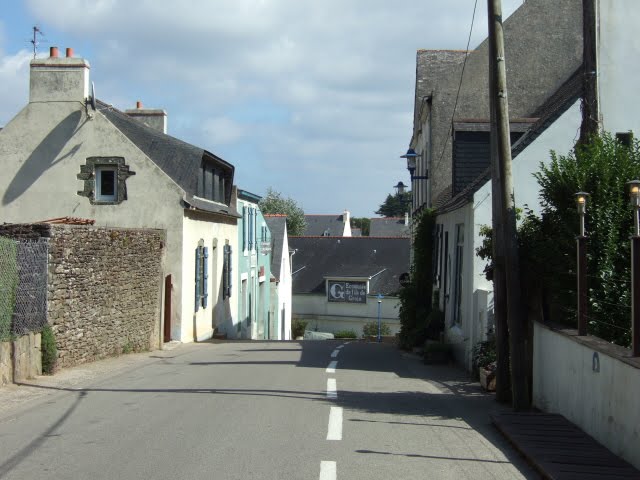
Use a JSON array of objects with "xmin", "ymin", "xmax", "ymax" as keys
[{"xmin": 0, "ymin": 237, "xmax": 48, "ymax": 340}]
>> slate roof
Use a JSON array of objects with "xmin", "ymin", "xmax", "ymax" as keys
[
  {"xmin": 303, "ymin": 214, "xmax": 346, "ymax": 236},
  {"xmin": 369, "ymin": 217, "xmax": 410, "ymax": 237},
  {"xmin": 436, "ymin": 68, "xmax": 583, "ymax": 215},
  {"xmin": 289, "ymin": 236, "xmax": 410, "ymax": 296},
  {"xmin": 264, "ymin": 215, "xmax": 287, "ymax": 281},
  {"xmin": 99, "ymin": 100, "xmax": 239, "ymax": 217}
]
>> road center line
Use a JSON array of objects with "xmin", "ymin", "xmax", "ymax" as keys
[
  {"xmin": 326, "ymin": 406, "xmax": 343, "ymax": 440},
  {"xmin": 326, "ymin": 361, "xmax": 338, "ymax": 373},
  {"xmin": 336, "ymin": 345, "xmax": 344, "ymax": 350},
  {"xmin": 319, "ymin": 461, "xmax": 337, "ymax": 480},
  {"xmin": 331, "ymin": 349, "xmax": 340, "ymax": 358},
  {"xmin": 327, "ymin": 378, "xmax": 337, "ymax": 399}
]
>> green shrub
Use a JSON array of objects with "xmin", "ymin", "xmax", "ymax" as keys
[
  {"xmin": 291, "ymin": 319, "xmax": 308, "ymax": 338},
  {"xmin": 472, "ymin": 339, "xmax": 496, "ymax": 370},
  {"xmin": 362, "ymin": 321, "xmax": 391, "ymax": 337},
  {"xmin": 41, "ymin": 324, "xmax": 57, "ymax": 375},
  {"xmin": 334, "ymin": 330, "xmax": 357, "ymax": 339}
]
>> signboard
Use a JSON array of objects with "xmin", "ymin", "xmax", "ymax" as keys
[
  {"xmin": 260, "ymin": 242, "xmax": 272, "ymax": 255},
  {"xmin": 327, "ymin": 281, "xmax": 367, "ymax": 303}
]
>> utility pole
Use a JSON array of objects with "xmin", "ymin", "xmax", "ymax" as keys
[
  {"xmin": 488, "ymin": 17, "xmax": 510, "ymax": 404},
  {"xmin": 579, "ymin": 0, "xmax": 599, "ymax": 145},
  {"xmin": 488, "ymin": 0, "xmax": 530, "ymax": 410}
]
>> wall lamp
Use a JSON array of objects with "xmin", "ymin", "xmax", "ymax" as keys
[{"xmin": 400, "ymin": 148, "xmax": 428, "ymax": 181}]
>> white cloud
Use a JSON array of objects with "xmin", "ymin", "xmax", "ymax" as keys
[
  {"xmin": 7, "ymin": 0, "xmax": 525, "ymax": 215},
  {"xmin": 0, "ymin": 50, "xmax": 31, "ymax": 126}
]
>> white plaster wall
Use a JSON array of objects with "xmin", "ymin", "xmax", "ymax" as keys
[
  {"xmin": 278, "ymin": 224, "xmax": 292, "ymax": 340},
  {"xmin": 0, "ymin": 101, "xmax": 185, "ymax": 340},
  {"xmin": 182, "ymin": 213, "xmax": 238, "ymax": 342},
  {"xmin": 438, "ymin": 204, "xmax": 475, "ymax": 367},
  {"xmin": 598, "ymin": 0, "xmax": 640, "ymax": 136},
  {"xmin": 533, "ymin": 323, "xmax": 640, "ymax": 469},
  {"xmin": 293, "ymin": 294, "xmax": 401, "ymax": 337}
]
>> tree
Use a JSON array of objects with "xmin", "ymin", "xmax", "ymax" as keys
[
  {"xmin": 259, "ymin": 188, "xmax": 307, "ymax": 236},
  {"xmin": 350, "ymin": 217, "xmax": 371, "ymax": 236},
  {"xmin": 375, "ymin": 192, "xmax": 411, "ymax": 217}
]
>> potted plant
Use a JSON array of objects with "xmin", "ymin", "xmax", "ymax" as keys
[{"xmin": 472, "ymin": 339, "xmax": 497, "ymax": 391}]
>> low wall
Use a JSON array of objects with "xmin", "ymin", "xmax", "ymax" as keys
[
  {"xmin": 0, "ymin": 332, "xmax": 42, "ymax": 386},
  {"xmin": 533, "ymin": 322, "xmax": 640, "ymax": 469},
  {"xmin": 1, "ymin": 224, "xmax": 165, "ymax": 370}
]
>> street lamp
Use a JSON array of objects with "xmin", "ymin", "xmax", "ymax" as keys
[
  {"xmin": 394, "ymin": 181, "xmax": 408, "ymax": 196},
  {"xmin": 400, "ymin": 148, "xmax": 428, "ymax": 181},
  {"xmin": 628, "ymin": 180, "xmax": 640, "ymax": 356},
  {"xmin": 575, "ymin": 192, "xmax": 589, "ymax": 335}
]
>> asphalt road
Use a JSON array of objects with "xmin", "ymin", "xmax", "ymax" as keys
[{"xmin": 0, "ymin": 340, "xmax": 537, "ymax": 479}]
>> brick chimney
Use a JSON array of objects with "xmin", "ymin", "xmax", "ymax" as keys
[
  {"xmin": 125, "ymin": 100, "xmax": 167, "ymax": 134},
  {"xmin": 29, "ymin": 46, "xmax": 90, "ymax": 103}
]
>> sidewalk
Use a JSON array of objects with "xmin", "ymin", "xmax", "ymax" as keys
[
  {"xmin": 492, "ymin": 412, "xmax": 640, "ymax": 479},
  {"xmin": 0, "ymin": 341, "xmax": 186, "ymax": 418}
]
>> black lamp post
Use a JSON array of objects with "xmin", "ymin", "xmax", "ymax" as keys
[
  {"xmin": 394, "ymin": 181, "xmax": 408, "ymax": 196},
  {"xmin": 628, "ymin": 180, "xmax": 640, "ymax": 356},
  {"xmin": 575, "ymin": 192, "xmax": 589, "ymax": 335},
  {"xmin": 400, "ymin": 148, "xmax": 428, "ymax": 181}
]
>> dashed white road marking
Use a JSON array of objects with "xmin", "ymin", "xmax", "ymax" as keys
[
  {"xmin": 336, "ymin": 345, "xmax": 344, "ymax": 350},
  {"xmin": 326, "ymin": 406, "xmax": 343, "ymax": 440},
  {"xmin": 327, "ymin": 378, "xmax": 337, "ymax": 399},
  {"xmin": 331, "ymin": 349, "xmax": 340, "ymax": 358},
  {"xmin": 326, "ymin": 361, "xmax": 338, "ymax": 373},
  {"xmin": 319, "ymin": 461, "xmax": 337, "ymax": 480}
]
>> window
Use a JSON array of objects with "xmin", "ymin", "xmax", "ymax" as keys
[
  {"xmin": 197, "ymin": 161, "xmax": 228, "ymax": 204},
  {"xmin": 453, "ymin": 224, "xmax": 464, "ymax": 325},
  {"xmin": 616, "ymin": 131, "xmax": 633, "ymax": 148},
  {"xmin": 77, "ymin": 156, "xmax": 135, "ymax": 205},
  {"xmin": 223, "ymin": 243, "xmax": 233, "ymax": 299},
  {"xmin": 95, "ymin": 167, "xmax": 117, "ymax": 202},
  {"xmin": 194, "ymin": 242, "xmax": 209, "ymax": 311}
]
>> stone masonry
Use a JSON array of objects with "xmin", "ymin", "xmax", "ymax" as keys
[{"xmin": 0, "ymin": 224, "xmax": 165, "ymax": 369}]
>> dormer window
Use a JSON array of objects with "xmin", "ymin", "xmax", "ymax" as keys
[{"xmin": 197, "ymin": 161, "xmax": 226, "ymax": 204}]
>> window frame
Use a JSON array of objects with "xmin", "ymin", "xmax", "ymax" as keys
[{"xmin": 95, "ymin": 166, "xmax": 118, "ymax": 203}]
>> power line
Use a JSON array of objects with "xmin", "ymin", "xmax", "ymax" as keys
[{"xmin": 433, "ymin": 0, "xmax": 479, "ymax": 173}]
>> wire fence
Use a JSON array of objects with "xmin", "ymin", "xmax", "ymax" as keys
[{"xmin": 0, "ymin": 237, "xmax": 48, "ymax": 340}]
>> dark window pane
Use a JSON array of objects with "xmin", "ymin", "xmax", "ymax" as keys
[
  {"xmin": 204, "ymin": 165, "xmax": 213, "ymax": 200},
  {"xmin": 100, "ymin": 170, "xmax": 116, "ymax": 196}
]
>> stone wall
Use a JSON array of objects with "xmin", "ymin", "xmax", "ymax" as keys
[
  {"xmin": 48, "ymin": 225, "xmax": 165, "ymax": 368},
  {"xmin": 0, "ymin": 224, "xmax": 165, "ymax": 370},
  {"xmin": 0, "ymin": 333, "xmax": 42, "ymax": 385}
]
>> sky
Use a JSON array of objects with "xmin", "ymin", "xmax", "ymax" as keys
[{"xmin": 0, "ymin": 0, "xmax": 523, "ymax": 217}]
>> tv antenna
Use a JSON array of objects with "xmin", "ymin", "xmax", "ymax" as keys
[{"xmin": 30, "ymin": 26, "xmax": 47, "ymax": 59}]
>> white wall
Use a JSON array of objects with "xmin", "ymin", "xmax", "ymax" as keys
[
  {"xmin": 276, "ymin": 223, "xmax": 292, "ymax": 340},
  {"xmin": 0, "ymin": 101, "xmax": 185, "ymax": 342},
  {"xmin": 182, "ymin": 212, "xmax": 238, "ymax": 342},
  {"xmin": 598, "ymin": 0, "xmax": 640, "ymax": 136},
  {"xmin": 293, "ymin": 294, "xmax": 400, "ymax": 337},
  {"xmin": 533, "ymin": 323, "xmax": 640, "ymax": 469}
]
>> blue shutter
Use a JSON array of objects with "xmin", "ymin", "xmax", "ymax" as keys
[
  {"xmin": 228, "ymin": 245, "xmax": 233, "ymax": 297},
  {"xmin": 248, "ymin": 209, "xmax": 253, "ymax": 250},
  {"xmin": 242, "ymin": 206, "xmax": 247, "ymax": 251},
  {"xmin": 194, "ymin": 247, "xmax": 201, "ymax": 312},
  {"xmin": 202, "ymin": 247, "xmax": 209, "ymax": 308}
]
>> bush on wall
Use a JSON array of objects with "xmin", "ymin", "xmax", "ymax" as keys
[{"xmin": 41, "ymin": 324, "xmax": 57, "ymax": 375}]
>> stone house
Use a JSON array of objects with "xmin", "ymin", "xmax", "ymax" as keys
[
  {"xmin": 0, "ymin": 47, "xmax": 240, "ymax": 343},
  {"xmin": 402, "ymin": 0, "xmax": 583, "ymax": 366}
]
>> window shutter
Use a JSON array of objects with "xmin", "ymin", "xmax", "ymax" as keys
[
  {"xmin": 248, "ymin": 209, "xmax": 253, "ymax": 250},
  {"xmin": 242, "ymin": 206, "xmax": 247, "ymax": 251},
  {"xmin": 195, "ymin": 247, "xmax": 201, "ymax": 312},
  {"xmin": 227, "ymin": 245, "xmax": 233, "ymax": 297},
  {"xmin": 202, "ymin": 246, "xmax": 209, "ymax": 308}
]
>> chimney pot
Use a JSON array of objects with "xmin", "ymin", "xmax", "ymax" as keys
[
  {"xmin": 50, "ymin": 46, "xmax": 59, "ymax": 58},
  {"xmin": 65, "ymin": 47, "xmax": 74, "ymax": 58},
  {"xmin": 136, "ymin": 101, "xmax": 143, "ymax": 109}
]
